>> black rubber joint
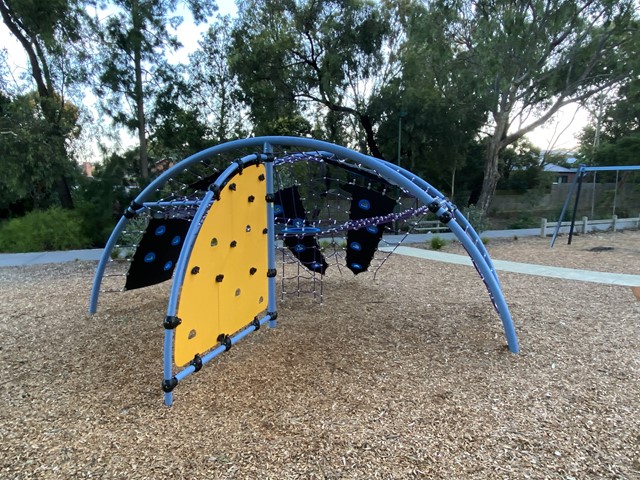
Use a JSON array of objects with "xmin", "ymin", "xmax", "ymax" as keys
[
  {"xmin": 267, "ymin": 311, "xmax": 278, "ymax": 321},
  {"xmin": 267, "ymin": 268, "xmax": 277, "ymax": 278},
  {"xmin": 251, "ymin": 317, "xmax": 261, "ymax": 331},
  {"xmin": 191, "ymin": 354, "xmax": 203, "ymax": 372},
  {"xmin": 209, "ymin": 184, "xmax": 221, "ymax": 200},
  {"xmin": 217, "ymin": 334, "xmax": 232, "ymax": 351},
  {"xmin": 439, "ymin": 212, "xmax": 453, "ymax": 224},
  {"xmin": 163, "ymin": 315, "xmax": 182, "ymax": 329},
  {"xmin": 162, "ymin": 377, "xmax": 178, "ymax": 393},
  {"xmin": 124, "ymin": 201, "xmax": 144, "ymax": 219}
]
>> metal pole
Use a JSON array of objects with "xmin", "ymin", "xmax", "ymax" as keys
[
  {"xmin": 613, "ymin": 170, "xmax": 619, "ymax": 217},
  {"xmin": 568, "ymin": 171, "xmax": 585, "ymax": 245},
  {"xmin": 397, "ymin": 115, "xmax": 402, "ymax": 168}
]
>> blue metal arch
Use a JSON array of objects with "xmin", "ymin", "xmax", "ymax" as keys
[{"xmin": 90, "ymin": 136, "xmax": 519, "ymax": 384}]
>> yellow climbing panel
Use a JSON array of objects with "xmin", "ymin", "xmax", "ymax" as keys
[{"xmin": 174, "ymin": 164, "xmax": 268, "ymax": 366}]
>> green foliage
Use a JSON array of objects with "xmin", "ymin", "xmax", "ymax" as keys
[
  {"xmin": 507, "ymin": 213, "xmax": 537, "ymax": 230},
  {"xmin": 429, "ymin": 235, "xmax": 447, "ymax": 250},
  {"xmin": 462, "ymin": 205, "xmax": 488, "ymax": 233},
  {"xmin": 0, "ymin": 207, "xmax": 90, "ymax": 252},
  {"xmin": 74, "ymin": 150, "xmax": 140, "ymax": 247},
  {"xmin": 229, "ymin": 0, "xmax": 393, "ymax": 155},
  {"xmin": 185, "ymin": 17, "xmax": 248, "ymax": 144},
  {"xmin": 0, "ymin": 92, "xmax": 81, "ymax": 216},
  {"xmin": 498, "ymin": 140, "xmax": 543, "ymax": 193}
]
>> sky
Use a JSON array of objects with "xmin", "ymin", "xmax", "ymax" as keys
[{"xmin": 0, "ymin": 0, "xmax": 589, "ymax": 154}]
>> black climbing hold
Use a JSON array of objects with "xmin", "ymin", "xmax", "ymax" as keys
[
  {"xmin": 191, "ymin": 266, "xmax": 200, "ymax": 275},
  {"xmin": 162, "ymin": 377, "xmax": 178, "ymax": 393},
  {"xmin": 163, "ymin": 315, "xmax": 182, "ymax": 329},
  {"xmin": 215, "ymin": 274, "xmax": 224, "ymax": 282},
  {"xmin": 230, "ymin": 240, "xmax": 237, "ymax": 248},
  {"xmin": 263, "ymin": 228, "xmax": 268, "ymax": 234},
  {"xmin": 258, "ymin": 174, "xmax": 265, "ymax": 181},
  {"xmin": 191, "ymin": 354, "xmax": 203, "ymax": 372},
  {"xmin": 249, "ymin": 267, "xmax": 257, "ymax": 275},
  {"xmin": 248, "ymin": 195, "xmax": 255, "ymax": 203},
  {"xmin": 229, "ymin": 183, "xmax": 237, "ymax": 191}
]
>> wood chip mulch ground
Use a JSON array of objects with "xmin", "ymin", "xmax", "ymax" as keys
[{"xmin": 0, "ymin": 230, "xmax": 638, "ymax": 479}]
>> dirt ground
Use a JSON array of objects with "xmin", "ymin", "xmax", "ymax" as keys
[{"xmin": 0, "ymin": 230, "xmax": 638, "ymax": 479}]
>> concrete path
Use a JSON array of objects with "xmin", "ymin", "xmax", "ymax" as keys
[
  {"xmin": 0, "ymin": 249, "xmax": 104, "ymax": 267},
  {"xmin": 380, "ymin": 246, "xmax": 640, "ymax": 287}
]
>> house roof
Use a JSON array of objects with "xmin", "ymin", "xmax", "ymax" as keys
[{"xmin": 543, "ymin": 163, "xmax": 577, "ymax": 173}]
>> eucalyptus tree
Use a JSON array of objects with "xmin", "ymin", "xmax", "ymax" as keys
[
  {"xmin": 91, "ymin": 0, "xmax": 217, "ymax": 180},
  {"xmin": 420, "ymin": 0, "xmax": 638, "ymax": 213},
  {"xmin": 229, "ymin": 0, "xmax": 400, "ymax": 157},
  {"xmin": 0, "ymin": 0, "xmax": 89, "ymax": 208},
  {"xmin": 187, "ymin": 16, "xmax": 249, "ymax": 144},
  {"xmin": 0, "ymin": 92, "xmax": 81, "ymax": 216},
  {"xmin": 578, "ymin": 72, "xmax": 640, "ymax": 167}
]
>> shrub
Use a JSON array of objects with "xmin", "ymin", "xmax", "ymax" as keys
[
  {"xmin": 429, "ymin": 235, "xmax": 447, "ymax": 250},
  {"xmin": 462, "ymin": 204, "xmax": 488, "ymax": 233},
  {"xmin": 0, "ymin": 207, "xmax": 91, "ymax": 253}
]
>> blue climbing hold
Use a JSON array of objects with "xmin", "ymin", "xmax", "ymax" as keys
[
  {"xmin": 163, "ymin": 261, "xmax": 173, "ymax": 271},
  {"xmin": 350, "ymin": 241, "xmax": 362, "ymax": 251},
  {"xmin": 144, "ymin": 252, "xmax": 156, "ymax": 263},
  {"xmin": 171, "ymin": 235, "xmax": 181, "ymax": 246},
  {"xmin": 358, "ymin": 199, "xmax": 371, "ymax": 210},
  {"xmin": 154, "ymin": 225, "xmax": 166, "ymax": 236}
]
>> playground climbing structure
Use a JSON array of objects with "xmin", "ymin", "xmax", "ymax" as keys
[{"xmin": 89, "ymin": 136, "xmax": 520, "ymax": 406}]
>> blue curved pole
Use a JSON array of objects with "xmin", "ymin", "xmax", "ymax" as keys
[
  {"xmin": 91, "ymin": 136, "xmax": 518, "ymax": 355},
  {"xmin": 89, "ymin": 215, "xmax": 131, "ymax": 314},
  {"xmin": 162, "ymin": 190, "xmax": 214, "ymax": 407},
  {"xmin": 163, "ymin": 155, "xmax": 265, "ymax": 406}
]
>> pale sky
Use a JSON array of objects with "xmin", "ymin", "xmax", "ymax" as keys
[{"xmin": 0, "ymin": 0, "xmax": 589, "ymax": 154}]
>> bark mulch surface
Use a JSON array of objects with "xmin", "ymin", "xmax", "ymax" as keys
[{"xmin": 1, "ymin": 230, "xmax": 638, "ymax": 479}]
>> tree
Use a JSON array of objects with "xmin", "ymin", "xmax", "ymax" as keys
[
  {"xmin": 0, "ymin": 92, "xmax": 81, "ymax": 217},
  {"xmin": 0, "ymin": 0, "xmax": 89, "ymax": 208},
  {"xmin": 186, "ymin": 16, "xmax": 249, "ymax": 144},
  {"xmin": 229, "ymin": 0, "xmax": 398, "ymax": 156},
  {"xmin": 91, "ymin": 0, "xmax": 217, "ymax": 180},
  {"xmin": 371, "ymin": 0, "xmax": 490, "ymax": 198},
  {"xmin": 423, "ymin": 0, "xmax": 639, "ymax": 213}
]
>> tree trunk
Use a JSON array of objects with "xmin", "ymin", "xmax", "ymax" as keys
[
  {"xmin": 476, "ymin": 113, "xmax": 509, "ymax": 213},
  {"xmin": 135, "ymin": 56, "xmax": 149, "ymax": 180},
  {"xmin": 132, "ymin": 0, "xmax": 149, "ymax": 180},
  {"xmin": 476, "ymin": 136, "xmax": 501, "ymax": 213}
]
